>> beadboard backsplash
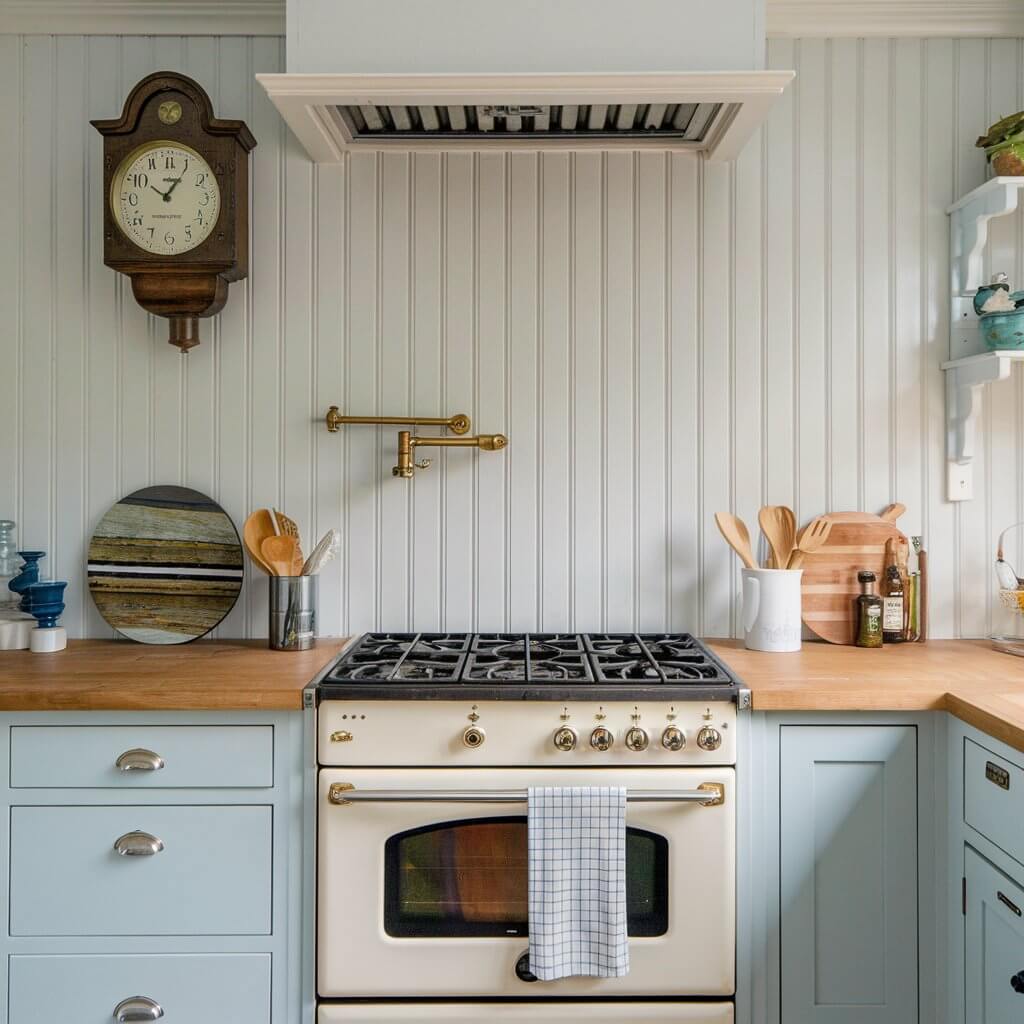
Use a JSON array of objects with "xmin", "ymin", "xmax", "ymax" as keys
[{"xmin": 2, "ymin": 33, "xmax": 1023, "ymax": 640}]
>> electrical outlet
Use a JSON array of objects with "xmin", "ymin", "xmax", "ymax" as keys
[{"xmin": 947, "ymin": 462, "xmax": 973, "ymax": 501}]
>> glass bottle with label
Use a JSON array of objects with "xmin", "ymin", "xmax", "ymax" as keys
[
  {"xmin": 855, "ymin": 570, "xmax": 884, "ymax": 648},
  {"xmin": 882, "ymin": 558, "xmax": 905, "ymax": 644}
]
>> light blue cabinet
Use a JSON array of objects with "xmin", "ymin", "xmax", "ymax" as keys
[
  {"xmin": 0, "ymin": 709, "xmax": 312, "ymax": 1024},
  {"xmin": 965, "ymin": 846, "xmax": 1024, "ymax": 1023},
  {"xmin": 779, "ymin": 725, "xmax": 919, "ymax": 1024}
]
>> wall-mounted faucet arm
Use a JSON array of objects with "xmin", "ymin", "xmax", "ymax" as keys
[{"xmin": 393, "ymin": 430, "xmax": 509, "ymax": 478}]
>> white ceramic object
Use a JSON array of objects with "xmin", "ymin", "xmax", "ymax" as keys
[
  {"xmin": 29, "ymin": 626, "xmax": 66, "ymax": 653},
  {"xmin": 0, "ymin": 612, "xmax": 35, "ymax": 651},
  {"xmin": 741, "ymin": 568, "xmax": 803, "ymax": 652}
]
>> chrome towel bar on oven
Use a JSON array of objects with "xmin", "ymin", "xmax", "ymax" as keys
[{"xmin": 328, "ymin": 782, "xmax": 726, "ymax": 807}]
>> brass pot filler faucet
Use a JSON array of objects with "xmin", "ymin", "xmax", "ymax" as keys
[{"xmin": 324, "ymin": 406, "xmax": 508, "ymax": 479}]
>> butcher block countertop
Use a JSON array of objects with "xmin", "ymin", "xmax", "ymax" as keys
[
  {"xmin": 0, "ymin": 639, "xmax": 348, "ymax": 711},
  {"xmin": 711, "ymin": 638, "xmax": 1024, "ymax": 753}
]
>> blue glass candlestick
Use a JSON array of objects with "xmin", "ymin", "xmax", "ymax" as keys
[
  {"xmin": 9, "ymin": 551, "xmax": 45, "ymax": 612},
  {"xmin": 25, "ymin": 581, "xmax": 66, "ymax": 629}
]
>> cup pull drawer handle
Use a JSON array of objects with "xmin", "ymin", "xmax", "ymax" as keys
[
  {"xmin": 113, "ymin": 996, "xmax": 164, "ymax": 1022},
  {"xmin": 113, "ymin": 831, "xmax": 164, "ymax": 857},
  {"xmin": 1011, "ymin": 970, "xmax": 1024, "ymax": 994},
  {"xmin": 115, "ymin": 748, "xmax": 165, "ymax": 772}
]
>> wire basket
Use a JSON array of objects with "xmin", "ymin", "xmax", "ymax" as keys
[{"xmin": 994, "ymin": 522, "xmax": 1024, "ymax": 655}]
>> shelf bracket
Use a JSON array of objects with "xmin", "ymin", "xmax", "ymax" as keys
[
  {"xmin": 950, "ymin": 178, "xmax": 1022, "ymax": 297},
  {"xmin": 944, "ymin": 354, "xmax": 1014, "ymax": 500}
]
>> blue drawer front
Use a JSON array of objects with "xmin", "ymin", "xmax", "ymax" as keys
[
  {"xmin": 9, "ymin": 725, "xmax": 273, "ymax": 788},
  {"xmin": 9, "ymin": 953, "xmax": 271, "ymax": 1024},
  {"xmin": 10, "ymin": 805, "xmax": 272, "ymax": 936}
]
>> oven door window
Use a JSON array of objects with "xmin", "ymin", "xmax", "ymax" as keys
[{"xmin": 384, "ymin": 816, "xmax": 668, "ymax": 938}]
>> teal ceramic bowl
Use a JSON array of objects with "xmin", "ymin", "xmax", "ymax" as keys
[{"xmin": 981, "ymin": 308, "xmax": 1024, "ymax": 351}]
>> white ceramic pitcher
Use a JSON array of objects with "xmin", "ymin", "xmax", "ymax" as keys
[{"xmin": 741, "ymin": 568, "xmax": 803, "ymax": 652}]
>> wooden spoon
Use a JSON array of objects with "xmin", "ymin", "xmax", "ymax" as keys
[
  {"xmin": 261, "ymin": 535, "xmax": 301, "ymax": 577},
  {"xmin": 714, "ymin": 512, "xmax": 758, "ymax": 570},
  {"xmin": 242, "ymin": 510, "xmax": 276, "ymax": 574},
  {"xmin": 787, "ymin": 516, "xmax": 833, "ymax": 570},
  {"xmin": 880, "ymin": 502, "xmax": 906, "ymax": 523},
  {"xmin": 274, "ymin": 510, "xmax": 304, "ymax": 569},
  {"xmin": 758, "ymin": 505, "xmax": 797, "ymax": 570}
]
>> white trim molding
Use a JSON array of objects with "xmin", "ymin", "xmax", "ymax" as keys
[
  {"xmin": 768, "ymin": 0, "xmax": 1024, "ymax": 38},
  {"xmin": 2, "ymin": 0, "xmax": 1024, "ymax": 38},
  {"xmin": 0, "ymin": 0, "xmax": 285, "ymax": 35}
]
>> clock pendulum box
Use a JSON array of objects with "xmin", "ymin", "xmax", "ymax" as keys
[{"xmin": 92, "ymin": 71, "xmax": 256, "ymax": 352}]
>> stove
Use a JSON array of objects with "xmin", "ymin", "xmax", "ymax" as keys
[
  {"xmin": 317, "ymin": 631, "xmax": 744, "ymax": 704},
  {"xmin": 315, "ymin": 632, "xmax": 741, "ymax": 1018}
]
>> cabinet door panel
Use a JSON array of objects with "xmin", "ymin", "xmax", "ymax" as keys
[
  {"xmin": 965, "ymin": 846, "xmax": 1024, "ymax": 1023},
  {"xmin": 780, "ymin": 725, "xmax": 918, "ymax": 1024}
]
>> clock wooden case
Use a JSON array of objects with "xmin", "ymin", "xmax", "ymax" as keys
[{"xmin": 92, "ymin": 72, "xmax": 256, "ymax": 352}]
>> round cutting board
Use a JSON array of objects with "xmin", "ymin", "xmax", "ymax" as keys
[
  {"xmin": 87, "ymin": 485, "xmax": 243, "ymax": 645},
  {"xmin": 800, "ymin": 512, "xmax": 907, "ymax": 645}
]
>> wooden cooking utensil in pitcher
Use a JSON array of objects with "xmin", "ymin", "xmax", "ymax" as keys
[
  {"xmin": 714, "ymin": 512, "xmax": 758, "ymax": 570},
  {"xmin": 787, "ymin": 517, "xmax": 832, "ymax": 570},
  {"xmin": 242, "ymin": 510, "xmax": 276, "ymax": 574},
  {"xmin": 758, "ymin": 505, "xmax": 797, "ymax": 570},
  {"xmin": 261, "ymin": 535, "xmax": 301, "ymax": 577}
]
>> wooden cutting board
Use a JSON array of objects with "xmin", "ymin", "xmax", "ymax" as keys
[{"xmin": 800, "ymin": 512, "xmax": 907, "ymax": 645}]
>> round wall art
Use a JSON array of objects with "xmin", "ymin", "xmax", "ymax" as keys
[{"xmin": 87, "ymin": 485, "xmax": 243, "ymax": 644}]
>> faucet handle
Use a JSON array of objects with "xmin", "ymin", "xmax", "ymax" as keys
[{"xmin": 415, "ymin": 458, "xmax": 432, "ymax": 470}]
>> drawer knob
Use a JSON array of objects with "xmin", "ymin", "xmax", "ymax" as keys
[
  {"xmin": 113, "ymin": 831, "xmax": 165, "ymax": 857},
  {"xmin": 1012, "ymin": 970, "xmax": 1024, "ymax": 994},
  {"xmin": 114, "ymin": 996, "xmax": 164, "ymax": 1022},
  {"xmin": 115, "ymin": 748, "xmax": 166, "ymax": 772}
]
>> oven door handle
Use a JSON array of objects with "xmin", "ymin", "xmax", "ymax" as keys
[{"xmin": 328, "ymin": 782, "xmax": 725, "ymax": 806}]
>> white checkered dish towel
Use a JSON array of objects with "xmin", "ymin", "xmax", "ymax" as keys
[{"xmin": 527, "ymin": 785, "xmax": 629, "ymax": 981}]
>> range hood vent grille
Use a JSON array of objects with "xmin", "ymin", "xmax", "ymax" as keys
[
  {"xmin": 256, "ymin": 73, "xmax": 795, "ymax": 162},
  {"xmin": 339, "ymin": 101, "xmax": 725, "ymax": 142}
]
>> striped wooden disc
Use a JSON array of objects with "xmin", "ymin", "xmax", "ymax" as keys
[
  {"xmin": 87, "ymin": 485, "xmax": 243, "ymax": 645},
  {"xmin": 800, "ymin": 514, "xmax": 907, "ymax": 645}
]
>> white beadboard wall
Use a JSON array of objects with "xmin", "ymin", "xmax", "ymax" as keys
[{"xmin": 2, "ymin": 33, "xmax": 1023, "ymax": 640}]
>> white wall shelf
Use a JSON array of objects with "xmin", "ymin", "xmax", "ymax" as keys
[{"xmin": 945, "ymin": 177, "xmax": 1024, "ymax": 501}]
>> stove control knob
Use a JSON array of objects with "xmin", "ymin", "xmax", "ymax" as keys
[
  {"xmin": 590, "ymin": 726, "xmax": 614, "ymax": 751},
  {"xmin": 553, "ymin": 726, "xmax": 578, "ymax": 752},
  {"xmin": 661, "ymin": 725, "xmax": 686, "ymax": 751},
  {"xmin": 625, "ymin": 726, "xmax": 650, "ymax": 752},
  {"xmin": 696, "ymin": 725, "xmax": 723, "ymax": 752},
  {"xmin": 462, "ymin": 725, "xmax": 486, "ymax": 749}
]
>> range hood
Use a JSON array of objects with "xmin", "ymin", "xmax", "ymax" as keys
[{"xmin": 258, "ymin": 0, "xmax": 793, "ymax": 162}]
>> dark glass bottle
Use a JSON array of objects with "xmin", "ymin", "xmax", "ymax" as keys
[
  {"xmin": 855, "ymin": 570, "xmax": 883, "ymax": 648},
  {"xmin": 882, "ymin": 562, "xmax": 905, "ymax": 644}
]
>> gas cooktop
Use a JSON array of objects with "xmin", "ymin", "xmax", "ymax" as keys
[{"xmin": 316, "ymin": 632, "xmax": 744, "ymax": 703}]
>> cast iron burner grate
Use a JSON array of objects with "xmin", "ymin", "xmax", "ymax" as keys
[{"xmin": 318, "ymin": 632, "xmax": 741, "ymax": 703}]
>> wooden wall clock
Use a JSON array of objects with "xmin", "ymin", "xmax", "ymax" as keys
[{"xmin": 92, "ymin": 72, "xmax": 256, "ymax": 352}]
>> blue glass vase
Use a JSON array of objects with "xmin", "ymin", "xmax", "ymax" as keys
[
  {"xmin": 9, "ymin": 551, "xmax": 45, "ymax": 612},
  {"xmin": 25, "ymin": 580, "xmax": 66, "ymax": 629}
]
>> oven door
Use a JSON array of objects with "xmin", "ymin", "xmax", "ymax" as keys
[{"xmin": 318, "ymin": 767, "xmax": 734, "ymax": 998}]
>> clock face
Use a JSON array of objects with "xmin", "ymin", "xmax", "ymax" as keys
[{"xmin": 110, "ymin": 142, "xmax": 220, "ymax": 256}]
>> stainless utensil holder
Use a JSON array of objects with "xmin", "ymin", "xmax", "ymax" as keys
[{"xmin": 269, "ymin": 576, "xmax": 318, "ymax": 651}]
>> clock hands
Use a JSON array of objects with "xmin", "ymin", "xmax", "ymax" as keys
[{"xmin": 162, "ymin": 174, "xmax": 185, "ymax": 200}]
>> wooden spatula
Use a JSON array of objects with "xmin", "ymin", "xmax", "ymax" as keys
[
  {"xmin": 714, "ymin": 512, "xmax": 758, "ymax": 570},
  {"xmin": 787, "ymin": 516, "xmax": 832, "ymax": 570},
  {"xmin": 261, "ymin": 535, "xmax": 301, "ymax": 577},
  {"xmin": 758, "ymin": 505, "xmax": 797, "ymax": 569},
  {"xmin": 243, "ymin": 510, "xmax": 276, "ymax": 574}
]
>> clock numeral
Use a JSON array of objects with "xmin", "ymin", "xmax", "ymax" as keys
[
  {"xmin": 164, "ymin": 232, "xmax": 175, "ymax": 246},
  {"xmin": 121, "ymin": 192, "xmax": 139, "ymax": 207},
  {"xmin": 131, "ymin": 214, "xmax": 143, "ymax": 226},
  {"xmin": 194, "ymin": 172, "xmax": 206, "ymax": 186},
  {"xmin": 198, "ymin": 192, "xmax": 209, "ymax": 207},
  {"xmin": 165, "ymin": 156, "xmax": 175, "ymax": 169},
  {"xmin": 147, "ymin": 156, "xmax": 157, "ymax": 170},
  {"xmin": 147, "ymin": 228, "xmax": 155, "ymax": 239},
  {"xmin": 196, "ymin": 210, "xmax": 204, "ymax": 225},
  {"xmin": 129, "ymin": 172, "xmax": 148, "ymax": 189},
  {"xmin": 185, "ymin": 226, "xmax": 192, "ymax": 242}
]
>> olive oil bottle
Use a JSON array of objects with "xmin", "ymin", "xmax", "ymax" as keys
[
  {"xmin": 855, "ymin": 570, "xmax": 884, "ymax": 648},
  {"xmin": 882, "ymin": 542, "xmax": 906, "ymax": 644}
]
